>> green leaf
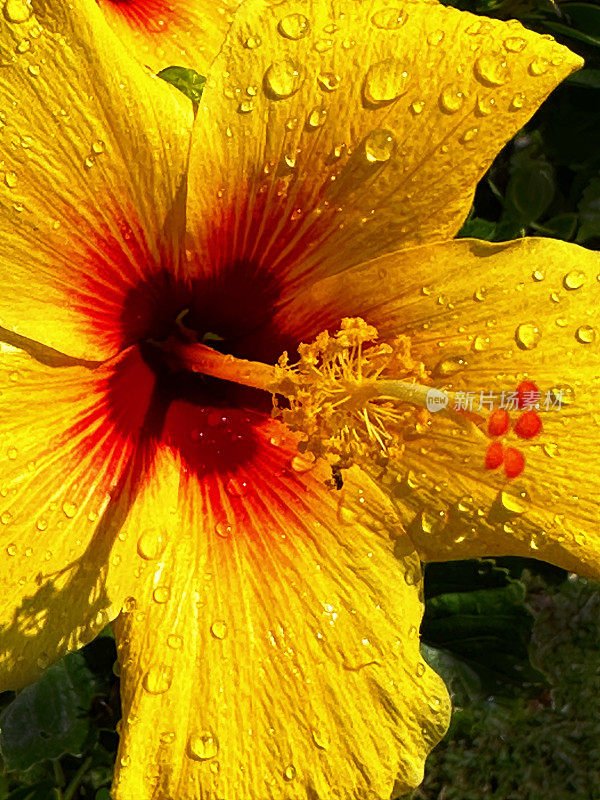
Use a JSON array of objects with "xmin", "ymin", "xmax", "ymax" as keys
[
  {"xmin": 95, "ymin": 789, "xmax": 111, "ymax": 800},
  {"xmin": 566, "ymin": 68, "xmax": 600, "ymax": 90},
  {"xmin": 457, "ymin": 217, "xmax": 497, "ymax": 240},
  {"xmin": 563, "ymin": 2, "xmax": 600, "ymax": 36},
  {"xmin": 504, "ymin": 158, "xmax": 556, "ymax": 223},
  {"xmin": 539, "ymin": 19, "xmax": 600, "ymax": 49},
  {"xmin": 422, "ymin": 560, "xmax": 546, "ymax": 705},
  {"xmin": 0, "ymin": 655, "xmax": 97, "ymax": 771},
  {"xmin": 534, "ymin": 212, "xmax": 578, "ymax": 240},
  {"xmin": 157, "ymin": 66, "xmax": 206, "ymax": 105},
  {"xmin": 577, "ymin": 174, "xmax": 600, "ymax": 243}
]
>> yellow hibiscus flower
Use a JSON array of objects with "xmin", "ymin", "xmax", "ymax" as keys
[{"xmin": 0, "ymin": 0, "xmax": 598, "ymax": 798}]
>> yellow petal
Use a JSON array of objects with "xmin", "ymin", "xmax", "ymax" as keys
[
  {"xmin": 96, "ymin": 0, "xmax": 239, "ymax": 74},
  {"xmin": 265, "ymin": 237, "xmax": 600, "ymax": 577},
  {"xmin": 187, "ymin": 0, "xmax": 581, "ymax": 292},
  {"xmin": 0, "ymin": 0, "xmax": 191, "ymax": 361},
  {"xmin": 111, "ymin": 405, "xmax": 449, "ymax": 800},
  {"xmin": 0, "ymin": 343, "xmax": 156, "ymax": 690}
]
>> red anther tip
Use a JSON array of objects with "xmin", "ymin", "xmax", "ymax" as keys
[
  {"xmin": 514, "ymin": 410, "xmax": 542, "ymax": 439},
  {"xmin": 488, "ymin": 408, "xmax": 510, "ymax": 437},
  {"xmin": 485, "ymin": 441, "xmax": 504, "ymax": 470},
  {"xmin": 516, "ymin": 380, "xmax": 540, "ymax": 409},
  {"xmin": 504, "ymin": 447, "xmax": 525, "ymax": 478}
]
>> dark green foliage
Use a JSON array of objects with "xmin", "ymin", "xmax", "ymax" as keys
[{"xmin": 157, "ymin": 66, "xmax": 206, "ymax": 105}]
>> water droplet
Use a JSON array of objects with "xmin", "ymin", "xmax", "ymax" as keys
[
  {"xmin": 460, "ymin": 126, "xmax": 479, "ymax": 144},
  {"xmin": 363, "ymin": 58, "xmax": 409, "ymax": 106},
  {"xmin": 153, "ymin": 586, "xmax": 171, "ymax": 604},
  {"xmin": 529, "ymin": 57, "xmax": 549, "ymax": 76},
  {"xmin": 434, "ymin": 356, "xmax": 467, "ymax": 377},
  {"xmin": 313, "ymin": 38, "xmax": 333, "ymax": 53},
  {"xmin": 92, "ymin": 139, "xmax": 105, "ymax": 154},
  {"xmin": 27, "ymin": 63, "xmax": 40, "ymax": 77},
  {"xmin": 576, "ymin": 325, "xmax": 595, "ymax": 344},
  {"xmin": 283, "ymin": 765, "xmax": 297, "ymax": 781},
  {"xmin": 510, "ymin": 92, "xmax": 525, "ymax": 111},
  {"xmin": 1, "ymin": 511, "xmax": 12, "ymax": 525},
  {"xmin": 474, "ymin": 54, "xmax": 508, "ymax": 86},
  {"xmin": 306, "ymin": 106, "xmax": 327, "ymax": 129},
  {"xmin": 143, "ymin": 664, "xmax": 173, "ymax": 695},
  {"xmin": 16, "ymin": 38, "xmax": 30, "ymax": 52},
  {"xmin": 515, "ymin": 322, "xmax": 541, "ymax": 350},
  {"xmin": 167, "ymin": 633, "xmax": 183, "ymax": 649},
  {"xmin": 500, "ymin": 491, "xmax": 527, "ymax": 514},
  {"xmin": 504, "ymin": 36, "xmax": 526, "ymax": 52},
  {"xmin": 4, "ymin": 171, "xmax": 17, "ymax": 188},
  {"xmin": 532, "ymin": 269, "xmax": 544, "ymax": 281},
  {"xmin": 410, "ymin": 99, "xmax": 425, "ymax": 115},
  {"xmin": 371, "ymin": 6, "xmax": 407, "ymax": 29},
  {"xmin": 264, "ymin": 59, "xmax": 303, "ymax": 99},
  {"xmin": 137, "ymin": 529, "xmax": 167, "ymax": 560},
  {"xmin": 36, "ymin": 518, "xmax": 48, "ymax": 531},
  {"xmin": 7, "ymin": 446, "xmax": 18, "ymax": 460},
  {"xmin": 237, "ymin": 99, "xmax": 253, "ymax": 113},
  {"xmin": 243, "ymin": 35, "xmax": 261, "ymax": 49},
  {"xmin": 543, "ymin": 442, "xmax": 560, "ymax": 458},
  {"xmin": 364, "ymin": 128, "xmax": 396, "ymax": 163},
  {"xmin": 211, "ymin": 619, "xmax": 228, "ymax": 639},
  {"xmin": 439, "ymin": 84, "xmax": 465, "ymax": 114},
  {"xmin": 3, "ymin": 0, "xmax": 31, "ymax": 23},
  {"xmin": 160, "ymin": 731, "xmax": 176, "ymax": 745},
  {"xmin": 416, "ymin": 662, "xmax": 426, "ymax": 677},
  {"xmin": 563, "ymin": 269, "xmax": 585, "ymax": 290},
  {"xmin": 427, "ymin": 29, "xmax": 444, "ymax": 46},
  {"xmin": 317, "ymin": 72, "xmax": 341, "ymax": 92},
  {"xmin": 311, "ymin": 728, "xmax": 330, "ymax": 749},
  {"xmin": 62, "ymin": 501, "xmax": 77, "ymax": 519},
  {"xmin": 278, "ymin": 12, "xmax": 310, "ymax": 39},
  {"xmin": 188, "ymin": 731, "xmax": 219, "ymax": 761},
  {"xmin": 6, "ymin": 542, "xmax": 16, "ymax": 555},
  {"xmin": 215, "ymin": 520, "xmax": 234, "ymax": 538},
  {"xmin": 472, "ymin": 335, "xmax": 489, "ymax": 352}
]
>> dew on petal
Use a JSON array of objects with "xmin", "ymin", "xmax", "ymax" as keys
[
  {"xmin": 515, "ymin": 322, "xmax": 541, "ymax": 350},
  {"xmin": 504, "ymin": 35, "xmax": 527, "ymax": 52},
  {"xmin": 500, "ymin": 490, "xmax": 527, "ymax": 514},
  {"xmin": 439, "ymin": 84, "xmax": 465, "ymax": 114},
  {"xmin": 317, "ymin": 72, "xmax": 340, "ymax": 92},
  {"xmin": 575, "ymin": 325, "xmax": 595, "ymax": 344},
  {"xmin": 510, "ymin": 93, "xmax": 525, "ymax": 111},
  {"xmin": 311, "ymin": 727, "xmax": 330, "ymax": 749},
  {"xmin": 188, "ymin": 731, "xmax": 219, "ymax": 761},
  {"xmin": 153, "ymin": 586, "xmax": 171, "ymax": 604},
  {"xmin": 167, "ymin": 633, "xmax": 183, "ymax": 649},
  {"xmin": 529, "ymin": 57, "xmax": 549, "ymax": 75},
  {"xmin": 278, "ymin": 12, "xmax": 310, "ymax": 39},
  {"xmin": 474, "ymin": 54, "xmax": 508, "ymax": 87},
  {"xmin": 306, "ymin": 106, "xmax": 327, "ymax": 129},
  {"xmin": 364, "ymin": 128, "xmax": 396, "ymax": 163},
  {"xmin": 215, "ymin": 520, "xmax": 234, "ymax": 538},
  {"xmin": 3, "ymin": 0, "xmax": 31, "ymax": 23},
  {"xmin": 410, "ymin": 99, "xmax": 425, "ymax": 115},
  {"xmin": 371, "ymin": 6, "xmax": 407, "ymax": 29},
  {"xmin": 363, "ymin": 58, "xmax": 409, "ymax": 106},
  {"xmin": 210, "ymin": 619, "xmax": 228, "ymax": 639},
  {"xmin": 264, "ymin": 59, "xmax": 303, "ymax": 99},
  {"xmin": 142, "ymin": 664, "xmax": 173, "ymax": 694},
  {"xmin": 563, "ymin": 269, "xmax": 585, "ymax": 290},
  {"xmin": 4, "ymin": 171, "xmax": 17, "ymax": 188},
  {"xmin": 137, "ymin": 529, "xmax": 167, "ymax": 560},
  {"xmin": 283, "ymin": 764, "xmax": 297, "ymax": 781},
  {"xmin": 243, "ymin": 35, "xmax": 261, "ymax": 49}
]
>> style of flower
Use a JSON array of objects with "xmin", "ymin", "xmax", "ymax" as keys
[{"xmin": 0, "ymin": 0, "xmax": 598, "ymax": 798}]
